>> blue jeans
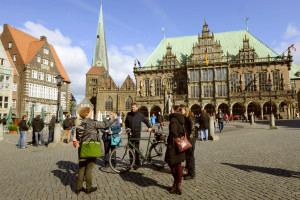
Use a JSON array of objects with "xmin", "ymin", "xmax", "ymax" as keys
[
  {"xmin": 214, "ymin": 122, "xmax": 217, "ymax": 133},
  {"xmin": 18, "ymin": 131, "xmax": 26, "ymax": 148},
  {"xmin": 200, "ymin": 129, "xmax": 208, "ymax": 141},
  {"xmin": 35, "ymin": 131, "xmax": 45, "ymax": 146},
  {"xmin": 158, "ymin": 123, "xmax": 163, "ymax": 131},
  {"xmin": 219, "ymin": 122, "xmax": 224, "ymax": 132},
  {"xmin": 70, "ymin": 126, "xmax": 75, "ymax": 141},
  {"xmin": 48, "ymin": 130, "xmax": 54, "ymax": 143},
  {"xmin": 152, "ymin": 123, "xmax": 156, "ymax": 129}
]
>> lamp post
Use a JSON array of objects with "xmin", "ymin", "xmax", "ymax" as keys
[
  {"xmin": 55, "ymin": 74, "xmax": 63, "ymax": 123},
  {"xmin": 267, "ymin": 79, "xmax": 277, "ymax": 129},
  {"xmin": 48, "ymin": 74, "xmax": 63, "ymax": 148}
]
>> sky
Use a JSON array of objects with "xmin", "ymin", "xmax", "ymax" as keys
[{"xmin": 0, "ymin": 0, "xmax": 300, "ymax": 101}]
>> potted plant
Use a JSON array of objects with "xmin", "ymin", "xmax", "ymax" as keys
[{"xmin": 8, "ymin": 125, "xmax": 18, "ymax": 134}]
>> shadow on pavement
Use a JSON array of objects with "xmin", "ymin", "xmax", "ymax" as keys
[
  {"xmin": 222, "ymin": 163, "xmax": 300, "ymax": 179},
  {"xmin": 255, "ymin": 119, "xmax": 300, "ymax": 129},
  {"xmin": 119, "ymin": 171, "xmax": 169, "ymax": 190},
  {"xmin": 51, "ymin": 161, "xmax": 78, "ymax": 193}
]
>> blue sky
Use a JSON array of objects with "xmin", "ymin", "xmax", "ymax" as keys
[{"xmin": 1, "ymin": 0, "xmax": 300, "ymax": 100}]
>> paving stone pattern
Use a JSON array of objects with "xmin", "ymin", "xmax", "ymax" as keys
[{"xmin": 0, "ymin": 120, "xmax": 299, "ymax": 199}]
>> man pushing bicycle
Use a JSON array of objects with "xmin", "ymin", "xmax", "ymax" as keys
[{"xmin": 125, "ymin": 103, "xmax": 152, "ymax": 170}]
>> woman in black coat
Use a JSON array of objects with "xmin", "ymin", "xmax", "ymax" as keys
[
  {"xmin": 199, "ymin": 109, "xmax": 210, "ymax": 141},
  {"xmin": 181, "ymin": 106, "xmax": 196, "ymax": 180},
  {"xmin": 165, "ymin": 105, "xmax": 186, "ymax": 195}
]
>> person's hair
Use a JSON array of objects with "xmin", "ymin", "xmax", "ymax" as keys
[
  {"xmin": 79, "ymin": 107, "xmax": 91, "ymax": 119},
  {"xmin": 131, "ymin": 103, "xmax": 137, "ymax": 107},
  {"xmin": 22, "ymin": 115, "xmax": 27, "ymax": 120},
  {"xmin": 181, "ymin": 106, "xmax": 194, "ymax": 118},
  {"xmin": 66, "ymin": 114, "xmax": 71, "ymax": 119},
  {"xmin": 36, "ymin": 115, "xmax": 40, "ymax": 119},
  {"xmin": 202, "ymin": 109, "xmax": 207, "ymax": 114},
  {"xmin": 172, "ymin": 105, "xmax": 181, "ymax": 112}
]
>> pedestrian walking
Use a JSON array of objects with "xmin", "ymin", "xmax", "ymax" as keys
[
  {"xmin": 101, "ymin": 112, "xmax": 121, "ymax": 167},
  {"xmin": 47, "ymin": 115, "xmax": 56, "ymax": 144},
  {"xmin": 165, "ymin": 105, "xmax": 186, "ymax": 195},
  {"xmin": 199, "ymin": 109, "xmax": 210, "ymax": 141},
  {"xmin": 181, "ymin": 106, "xmax": 196, "ymax": 180},
  {"xmin": 74, "ymin": 107, "xmax": 116, "ymax": 195},
  {"xmin": 225, "ymin": 113, "xmax": 229, "ymax": 123},
  {"xmin": 150, "ymin": 113, "xmax": 157, "ymax": 129},
  {"xmin": 230, "ymin": 114, "xmax": 234, "ymax": 122},
  {"xmin": 18, "ymin": 115, "xmax": 28, "ymax": 149},
  {"xmin": 69, "ymin": 116, "xmax": 76, "ymax": 142},
  {"xmin": 61, "ymin": 114, "xmax": 73, "ymax": 143},
  {"xmin": 216, "ymin": 109, "xmax": 225, "ymax": 133},
  {"xmin": 125, "ymin": 103, "xmax": 152, "ymax": 170},
  {"xmin": 157, "ymin": 112, "xmax": 164, "ymax": 132},
  {"xmin": 31, "ymin": 115, "xmax": 45, "ymax": 147},
  {"xmin": 212, "ymin": 112, "xmax": 217, "ymax": 133}
]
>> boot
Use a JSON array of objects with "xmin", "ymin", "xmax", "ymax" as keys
[
  {"xmin": 176, "ymin": 183, "xmax": 182, "ymax": 195},
  {"xmin": 169, "ymin": 183, "xmax": 177, "ymax": 194}
]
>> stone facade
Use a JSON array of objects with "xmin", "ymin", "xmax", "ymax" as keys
[
  {"xmin": 134, "ymin": 22, "xmax": 298, "ymax": 119},
  {"xmin": 0, "ymin": 24, "xmax": 71, "ymax": 122},
  {"xmin": 0, "ymin": 40, "xmax": 14, "ymax": 119}
]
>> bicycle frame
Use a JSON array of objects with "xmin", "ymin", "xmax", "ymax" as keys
[{"xmin": 126, "ymin": 131, "xmax": 153, "ymax": 161}]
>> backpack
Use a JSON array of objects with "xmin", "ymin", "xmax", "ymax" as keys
[{"xmin": 64, "ymin": 119, "xmax": 71, "ymax": 129}]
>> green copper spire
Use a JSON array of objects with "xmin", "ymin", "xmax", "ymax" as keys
[{"xmin": 92, "ymin": 1, "xmax": 109, "ymax": 72}]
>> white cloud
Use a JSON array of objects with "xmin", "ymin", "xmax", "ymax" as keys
[
  {"xmin": 19, "ymin": 21, "xmax": 153, "ymax": 102},
  {"xmin": 108, "ymin": 44, "xmax": 153, "ymax": 86},
  {"xmin": 273, "ymin": 23, "xmax": 300, "ymax": 66},
  {"xmin": 0, "ymin": 25, "xmax": 3, "ymax": 33}
]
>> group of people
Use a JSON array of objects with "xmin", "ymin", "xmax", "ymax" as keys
[{"xmin": 150, "ymin": 112, "xmax": 164, "ymax": 131}]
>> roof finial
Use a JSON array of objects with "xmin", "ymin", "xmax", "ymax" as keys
[
  {"xmin": 246, "ymin": 16, "xmax": 249, "ymax": 32},
  {"xmin": 204, "ymin": 18, "xmax": 206, "ymax": 25}
]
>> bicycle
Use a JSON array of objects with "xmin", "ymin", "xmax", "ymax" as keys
[{"xmin": 109, "ymin": 128, "xmax": 167, "ymax": 173}]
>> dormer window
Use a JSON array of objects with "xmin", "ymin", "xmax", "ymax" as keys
[
  {"xmin": 13, "ymin": 55, "xmax": 16, "ymax": 62},
  {"xmin": 8, "ymin": 42, "xmax": 12, "ymax": 49},
  {"xmin": 44, "ymin": 49, "xmax": 49, "ymax": 54},
  {"xmin": 37, "ymin": 57, "xmax": 41, "ymax": 63},
  {"xmin": 43, "ymin": 59, "xmax": 48, "ymax": 65}
]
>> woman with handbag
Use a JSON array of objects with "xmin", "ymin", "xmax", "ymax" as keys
[
  {"xmin": 75, "ymin": 107, "xmax": 116, "ymax": 195},
  {"xmin": 164, "ymin": 105, "xmax": 186, "ymax": 195},
  {"xmin": 101, "ymin": 113, "xmax": 121, "ymax": 167},
  {"xmin": 181, "ymin": 106, "xmax": 196, "ymax": 180}
]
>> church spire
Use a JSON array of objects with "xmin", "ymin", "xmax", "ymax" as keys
[{"xmin": 92, "ymin": 1, "xmax": 109, "ymax": 72}]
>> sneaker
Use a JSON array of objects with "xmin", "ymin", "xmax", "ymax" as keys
[
  {"xmin": 21, "ymin": 147, "xmax": 27, "ymax": 149},
  {"xmin": 85, "ymin": 187, "xmax": 97, "ymax": 194}
]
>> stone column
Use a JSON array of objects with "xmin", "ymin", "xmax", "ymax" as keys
[
  {"xmin": 208, "ymin": 116, "xmax": 219, "ymax": 141},
  {"xmin": 287, "ymin": 107, "xmax": 291, "ymax": 119},
  {"xmin": 229, "ymin": 107, "xmax": 233, "ymax": 116},
  {"xmin": 270, "ymin": 114, "xmax": 278, "ymax": 129},
  {"xmin": 250, "ymin": 113, "xmax": 256, "ymax": 125},
  {"xmin": 0, "ymin": 123, "xmax": 3, "ymax": 141},
  {"xmin": 47, "ymin": 123, "xmax": 62, "ymax": 148},
  {"xmin": 261, "ymin": 106, "xmax": 264, "ymax": 120}
]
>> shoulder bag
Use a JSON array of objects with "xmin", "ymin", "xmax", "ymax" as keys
[{"xmin": 173, "ymin": 123, "xmax": 192, "ymax": 152}]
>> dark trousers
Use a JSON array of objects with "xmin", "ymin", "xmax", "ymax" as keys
[
  {"xmin": 185, "ymin": 138, "xmax": 196, "ymax": 177},
  {"xmin": 76, "ymin": 157, "xmax": 96, "ymax": 190},
  {"xmin": 104, "ymin": 140, "xmax": 116, "ymax": 165},
  {"xmin": 128, "ymin": 134, "xmax": 140, "ymax": 166}
]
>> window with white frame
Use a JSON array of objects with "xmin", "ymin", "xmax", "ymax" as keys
[
  {"xmin": 8, "ymin": 42, "xmax": 12, "ymax": 48},
  {"xmin": 46, "ymin": 74, "xmax": 52, "ymax": 82},
  {"xmin": 38, "ymin": 72, "xmax": 44, "ymax": 80},
  {"xmin": 41, "ymin": 86, "xmax": 45, "ymax": 99},
  {"xmin": 52, "ymin": 75, "xmax": 57, "ymax": 83},
  {"xmin": 50, "ymin": 62, "xmax": 54, "ymax": 67},
  {"xmin": 44, "ymin": 49, "xmax": 49, "ymax": 54},
  {"xmin": 13, "ymin": 55, "xmax": 16, "ymax": 62},
  {"xmin": 37, "ymin": 57, "xmax": 41, "ymax": 63},
  {"xmin": 0, "ymin": 96, "xmax": 9, "ymax": 108},
  {"xmin": 13, "ymin": 83, "xmax": 17, "ymax": 91},
  {"xmin": 36, "ymin": 85, "xmax": 40, "ymax": 98},
  {"xmin": 0, "ymin": 59, "xmax": 4, "ymax": 65},
  {"xmin": 51, "ymin": 105, "xmax": 56, "ymax": 113},
  {"xmin": 45, "ymin": 87, "xmax": 48, "ymax": 99},
  {"xmin": 0, "ymin": 74, "xmax": 10, "ymax": 90},
  {"xmin": 12, "ymin": 99, "xmax": 16, "ymax": 108},
  {"xmin": 32, "ymin": 70, "xmax": 37, "ymax": 79},
  {"xmin": 43, "ymin": 59, "xmax": 48, "ymax": 65}
]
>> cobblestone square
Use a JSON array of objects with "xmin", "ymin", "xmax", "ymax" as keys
[{"xmin": 0, "ymin": 120, "xmax": 299, "ymax": 199}]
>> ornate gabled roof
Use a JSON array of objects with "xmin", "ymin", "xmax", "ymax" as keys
[
  {"xmin": 120, "ymin": 75, "xmax": 136, "ymax": 90},
  {"xmin": 2, "ymin": 24, "xmax": 71, "ymax": 82},
  {"xmin": 86, "ymin": 66, "xmax": 105, "ymax": 75},
  {"xmin": 100, "ymin": 75, "xmax": 118, "ymax": 90},
  {"xmin": 142, "ymin": 28, "xmax": 300, "ymax": 79},
  {"xmin": 92, "ymin": 2, "xmax": 109, "ymax": 72}
]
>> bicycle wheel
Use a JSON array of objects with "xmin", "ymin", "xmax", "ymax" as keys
[
  {"xmin": 109, "ymin": 146, "xmax": 135, "ymax": 173},
  {"xmin": 149, "ymin": 141, "xmax": 167, "ymax": 169}
]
